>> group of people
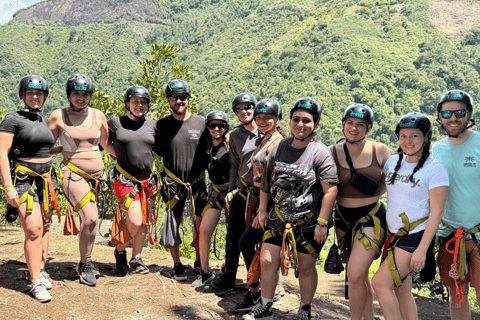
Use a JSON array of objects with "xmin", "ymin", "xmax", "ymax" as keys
[{"xmin": 0, "ymin": 74, "xmax": 478, "ymax": 320}]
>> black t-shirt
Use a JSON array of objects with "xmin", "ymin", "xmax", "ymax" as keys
[
  {"xmin": 108, "ymin": 116, "xmax": 156, "ymax": 180},
  {"xmin": 0, "ymin": 111, "xmax": 54, "ymax": 159},
  {"xmin": 154, "ymin": 114, "xmax": 207, "ymax": 182},
  {"xmin": 206, "ymin": 143, "xmax": 230, "ymax": 185}
]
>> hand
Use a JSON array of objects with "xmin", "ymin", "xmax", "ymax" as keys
[
  {"xmin": 225, "ymin": 192, "xmax": 233, "ymax": 211},
  {"xmin": 314, "ymin": 224, "xmax": 328, "ymax": 244},
  {"xmin": 252, "ymin": 214, "xmax": 262, "ymax": 229},
  {"xmin": 6, "ymin": 188, "xmax": 19, "ymax": 208},
  {"xmin": 255, "ymin": 208, "xmax": 268, "ymax": 230},
  {"xmin": 410, "ymin": 248, "xmax": 427, "ymax": 271}
]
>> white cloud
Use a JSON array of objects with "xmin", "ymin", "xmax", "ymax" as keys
[{"xmin": 0, "ymin": 0, "xmax": 44, "ymax": 24}]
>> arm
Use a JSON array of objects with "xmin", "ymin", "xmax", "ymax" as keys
[
  {"xmin": 0, "ymin": 132, "xmax": 19, "ymax": 207},
  {"xmin": 97, "ymin": 111, "xmax": 115, "ymax": 157},
  {"xmin": 410, "ymin": 186, "xmax": 448, "ymax": 270},
  {"xmin": 47, "ymin": 109, "xmax": 63, "ymax": 155},
  {"xmin": 254, "ymin": 189, "xmax": 270, "ymax": 230},
  {"xmin": 314, "ymin": 182, "xmax": 338, "ymax": 244},
  {"xmin": 375, "ymin": 142, "xmax": 391, "ymax": 196}
]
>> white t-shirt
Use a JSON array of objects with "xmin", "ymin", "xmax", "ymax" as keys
[{"xmin": 384, "ymin": 154, "xmax": 449, "ymax": 234}]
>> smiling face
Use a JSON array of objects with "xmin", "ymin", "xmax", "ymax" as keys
[
  {"xmin": 127, "ymin": 96, "xmax": 149, "ymax": 118},
  {"xmin": 68, "ymin": 90, "xmax": 91, "ymax": 110},
  {"xmin": 439, "ymin": 101, "xmax": 471, "ymax": 137},
  {"xmin": 399, "ymin": 128, "xmax": 425, "ymax": 156},
  {"xmin": 290, "ymin": 110, "xmax": 315, "ymax": 140},
  {"xmin": 23, "ymin": 88, "xmax": 45, "ymax": 109},
  {"xmin": 207, "ymin": 119, "xmax": 227, "ymax": 139},
  {"xmin": 168, "ymin": 94, "xmax": 190, "ymax": 116},
  {"xmin": 343, "ymin": 117, "xmax": 369, "ymax": 141},
  {"xmin": 255, "ymin": 113, "xmax": 277, "ymax": 133},
  {"xmin": 235, "ymin": 102, "xmax": 255, "ymax": 124}
]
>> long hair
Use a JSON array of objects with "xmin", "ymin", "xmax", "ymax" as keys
[
  {"xmin": 387, "ymin": 147, "xmax": 404, "ymax": 185},
  {"xmin": 276, "ymin": 124, "xmax": 289, "ymax": 138},
  {"xmin": 206, "ymin": 131, "xmax": 229, "ymax": 151}
]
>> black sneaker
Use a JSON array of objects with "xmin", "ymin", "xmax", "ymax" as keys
[
  {"xmin": 76, "ymin": 261, "xmax": 97, "ymax": 286},
  {"xmin": 173, "ymin": 262, "xmax": 187, "ymax": 281},
  {"xmin": 294, "ymin": 304, "xmax": 311, "ymax": 320},
  {"xmin": 236, "ymin": 291, "xmax": 261, "ymax": 311},
  {"xmin": 114, "ymin": 250, "xmax": 129, "ymax": 274},
  {"xmin": 211, "ymin": 275, "xmax": 234, "ymax": 291},
  {"xmin": 192, "ymin": 270, "xmax": 215, "ymax": 288},
  {"xmin": 130, "ymin": 257, "xmax": 149, "ymax": 274},
  {"xmin": 242, "ymin": 301, "xmax": 273, "ymax": 320},
  {"xmin": 193, "ymin": 260, "xmax": 202, "ymax": 274}
]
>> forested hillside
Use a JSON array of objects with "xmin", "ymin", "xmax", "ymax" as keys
[{"xmin": 1, "ymin": 0, "xmax": 480, "ymax": 150}]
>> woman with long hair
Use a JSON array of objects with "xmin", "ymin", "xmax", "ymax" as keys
[{"xmin": 372, "ymin": 112, "xmax": 449, "ymax": 320}]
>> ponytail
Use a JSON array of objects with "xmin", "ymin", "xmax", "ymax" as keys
[
  {"xmin": 409, "ymin": 141, "xmax": 430, "ymax": 183},
  {"xmin": 388, "ymin": 147, "xmax": 404, "ymax": 185}
]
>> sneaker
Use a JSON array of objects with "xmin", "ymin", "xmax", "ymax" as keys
[
  {"xmin": 192, "ymin": 270, "xmax": 215, "ymax": 288},
  {"xmin": 193, "ymin": 260, "xmax": 202, "ymax": 274},
  {"xmin": 242, "ymin": 301, "xmax": 273, "ymax": 320},
  {"xmin": 294, "ymin": 305, "xmax": 311, "ymax": 320},
  {"xmin": 39, "ymin": 269, "xmax": 52, "ymax": 290},
  {"xmin": 30, "ymin": 281, "xmax": 51, "ymax": 303},
  {"xmin": 114, "ymin": 250, "xmax": 130, "ymax": 274},
  {"xmin": 236, "ymin": 291, "xmax": 261, "ymax": 311},
  {"xmin": 76, "ymin": 261, "xmax": 97, "ymax": 286},
  {"xmin": 273, "ymin": 292, "xmax": 283, "ymax": 306},
  {"xmin": 211, "ymin": 275, "xmax": 234, "ymax": 291},
  {"xmin": 91, "ymin": 261, "xmax": 100, "ymax": 278},
  {"xmin": 173, "ymin": 262, "xmax": 187, "ymax": 281},
  {"xmin": 130, "ymin": 257, "xmax": 149, "ymax": 274}
]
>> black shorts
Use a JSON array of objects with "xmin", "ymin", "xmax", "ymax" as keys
[
  {"xmin": 14, "ymin": 160, "xmax": 52, "ymax": 204},
  {"xmin": 392, "ymin": 230, "xmax": 434, "ymax": 254},
  {"xmin": 204, "ymin": 182, "xmax": 228, "ymax": 213},
  {"xmin": 170, "ymin": 181, "xmax": 208, "ymax": 218},
  {"xmin": 264, "ymin": 223, "xmax": 326, "ymax": 255},
  {"xmin": 335, "ymin": 202, "xmax": 387, "ymax": 232}
]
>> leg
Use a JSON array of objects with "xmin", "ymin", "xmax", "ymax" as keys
[
  {"xmin": 297, "ymin": 252, "xmax": 318, "ymax": 305},
  {"xmin": 77, "ymin": 201, "xmax": 99, "ymax": 263},
  {"xmin": 199, "ymin": 208, "xmax": 220, "ymax": 272},
  {"xmin": 260, "ymin": 243, "xmax": 282, "ymax": 300},
  {"xmin": 239, "ymin": 225, "xmax": 264, "ymax": 271},
  {"xmin": 194, "ymin": 216, "xmax": 201, "ymax": 261},
  {"xmin": 223, "ymin": 195, "xmax": 247, "ymax": 283},
  {"xmin": 41, "ymin": 227, "xmax": 49, "ymax": 270},
  {"xmin": 448, "ymin": 285, "xmax": 471, "ymax": 320},
  {"xmin": 18, "ymin": 203, "xmax": 44, "ymax": 281},
  {"xmin": 394, "ymin": 275, "xmax": 417, "ymax": 320},
  {"xmin": 116, "ymin": 201, "xmax": 145, "ymax": 257}
]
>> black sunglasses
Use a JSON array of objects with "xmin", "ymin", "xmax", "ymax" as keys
[
  {"xmin": 440, "ymin": 109, "xmax": 468, "ymax": 119},
  {"xmin": 207, "ymin": 123, "xmax": 227, "ymax": 130},
  {"xmin": 169, "ymin": 95, "xmax": 188, "ymax": 101},
  {"xmin": 235, "ymin": 105, "xmax": 253, "ymax": 113}
]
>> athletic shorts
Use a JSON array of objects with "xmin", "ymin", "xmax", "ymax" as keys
[
  {"xmin": 392, "ymin": 230, "xmax": 434, "ymax": 254},
  {"xmin": 204, "ymin": 182, "xmax": 228, "ymax": 213},
  {"xmin": 438, "ymin": 239, "xmax": 480, "ymax": 289},
  {"xmin": 335, "ymin": 202, "xmax": 387, "ymax": 232},
  {"xmin": 14, "ymin": 160, "xmax": 53, "ymax": 204},
  {"xmin": 263, "ymin": 225, "xmax": 326, "ymax": 255}
]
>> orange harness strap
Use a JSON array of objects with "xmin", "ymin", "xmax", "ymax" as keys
[{"xmin": 445, "ymin": 227, "xmax": 468, "ymax": 305}]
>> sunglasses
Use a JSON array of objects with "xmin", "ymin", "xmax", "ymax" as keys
[
  {"xmin": 235, "ymin": 105, "xmax": 253, "ymax": 113},
  {"xmin": 169, "ymin": 95, "xmax": 188, "ymax": 101},
  {"xmin": 207, "ymin": 123, "xmax": 227, "ymax": 130},
  {"xmin": 440, "ymin": 109, "xmax": 468, "ymax": 119}
]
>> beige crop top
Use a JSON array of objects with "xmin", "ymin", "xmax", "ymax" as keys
[{"xmin": 59, "ymin": 108, "xmax": 101, "ymax": 153}]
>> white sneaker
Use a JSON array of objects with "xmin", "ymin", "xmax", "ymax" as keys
[
  {"xmin": 40, "ymin": 269, "xmax": 52, "ymax": 290},
  {"xmin": 31, "ymin": 281, "xmax": 52, "ymax": 303}
]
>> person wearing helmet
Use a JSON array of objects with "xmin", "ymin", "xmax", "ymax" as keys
[
  {"xmin": 211, "ymin": 92, "xmax": 259, "ymax": 291},
  {"xmin": 245, "ymin": 98, "xmax": 338, "ymax": 320},
  {"xmin": 107, "ymin": 86, "xmax": 158, "ymax": 275},
  {"xmin": 191, "ymin": 111, "xmax": 230, "ymax": 288},
  {"xmin": 0, "ymin": 75, "xmax": 57, "ymax": 302},
  {"xmin": 236, "ymin": 98, "xmax": 288, "ymax": 310},
  {"xmin": 155, "ymin": 79, "xmax": 208, "ymax": 281},
  {"xmin": 433, "ymin": 90, "xmax": 480, "ymax": 318},
  {"xmin": 328, "ymin": 104, "xmax": 390, "ymax": 320},
  {"xmin": 48, "ymin": 74, "xmax": 115, "ymax": 287},
  {"xmin": 372, "ymin": 113, "xmax": 449, "ymax": 320}
]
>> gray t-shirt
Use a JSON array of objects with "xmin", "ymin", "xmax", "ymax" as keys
[
  {"xmin": 228, "ymin": 126, "xmax": 259, "ymax": 191},
  {"xmin": 262, "ymin": 137, "xmax": 338, "ymax": 229}
]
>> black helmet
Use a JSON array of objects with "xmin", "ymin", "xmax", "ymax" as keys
[
  {"xmin": 254, "ymin": 98, "xmax": 282, "ymax": 120},
  {"xmin": 66, "ymin": 74, "xmax": 94, "ymax": 96},
  {"xmin": 437, "ymin": 90, "xmax": 473, "ymax": 112},
  {"xmin": 342, "ymin": 104, "xmax": 373, "ymax": 127},
  {"xmin": 124, "ymin": 86, "xmax": 150, "ymax": 104},
  {"xmin": 290, "ymin": 97, "xmax": 322, "ymax": 124},
  {"xmin": 232, "ymin": 92, "xmax": 257, "ymax": 113},
  {"xmin": 165, "ymin": 79, "xmax": 190, "ymax": 98},
  {"xmin": 18, "ymin": 75, "xmax": 49, "ymax": 101},
  {"xmin": 395, "ymin": 112, "xmax": 432, "ymax": 140},
  {"xmin": 206, "ymin": 110, "xmax": 229, "ymax": 127}
]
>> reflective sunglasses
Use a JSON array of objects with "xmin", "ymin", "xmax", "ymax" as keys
[
  {"xmin": 440, "ymin": 109, "xmax": 468, "ymax": 119},
  {"xmin": 207, "ymin": 123, "xmax": 227, "ymax": 130},
  {"xmin": 235, "ymin": 105, "xmax": 253, "ymax": 113},
  {"xmin": 169, "ymin": 95, "xmax": 188, "ymax": 101}
]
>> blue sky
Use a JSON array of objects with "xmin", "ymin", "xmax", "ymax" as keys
[{"xmin": 0, "ymin": 0, "xmax": 43, "ymax": 24}]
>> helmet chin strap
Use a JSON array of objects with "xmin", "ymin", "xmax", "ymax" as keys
[
  {"xmin": 128, "ymin": 106, "xmax": 148, "ymax": 121},
  {"xmin": 437, "ymin": 118, "xmax": 475, "ymax": 139}
]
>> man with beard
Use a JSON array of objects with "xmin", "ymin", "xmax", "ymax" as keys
[
  {"xmin": 433, "ymin": 90, "xmax": 480, "ymax": 320},
  {"xmin": 155, "ymin": 79, "xmax": 208, "ymax": 280}
]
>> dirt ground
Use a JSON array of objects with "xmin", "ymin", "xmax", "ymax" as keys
[
  {"xmin": 0, "ymin": 219, "xmax": 477, "ymax": 320},
  {"xmin": 428, "ymin": 0, "xmax": 480, "ymax": 40}
]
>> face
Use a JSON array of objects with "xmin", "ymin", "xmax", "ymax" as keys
[
  {"xmin": 69, "ymin": 90, "xmax": 91, "ymax": 110},
  {"xmin": 127, "ymin": 97, "xmax": 148, "ymax": 118},
  {"xmin": 343, "ymin": 117, "xmax": 369, "ymax": 141},
  {"xmin": 255, "ymin": 113, "xmax": 277, "ymax": 133},
  {"xmin": 168, "ymin": 94, "xmax": 189, "ymax": 115},
  {"xmin": 235, "ymin": 102, "xmax": 254, "ymax": 124},
  {"xmin": 23, "ymin": 88, "xmax": 45, "ymax": 109},
  {"xmin": 207, "ymin": 119, "xmax": 228, "ymax": 139},
  {"xmin": 398, "ymin": 128, "xmax": 425, "ymax": 156},
  {"xmin": 290, "ymin": 110, "xmax": 315, "ymax": 140},
  {"xmin": 439, "ymin": 101, "xmax": 471, "ymax": 137}
]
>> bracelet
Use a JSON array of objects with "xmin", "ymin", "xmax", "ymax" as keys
[
  {"xmin": 316, "ymin": 222, "xmax": 328, "ymax": 228},
  {"xmin": 4, "ymin": 186, "xmax": 14, "ymax": 192},
  {"xmin": 317, "ymin": 217, "xmax": 328, "ymax": 225}
]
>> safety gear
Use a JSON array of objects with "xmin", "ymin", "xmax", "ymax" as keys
[
  {"xmin": 232, "ymin": 92, "xmax": 257, "ymax": 113},
  {"xmin": 342, "ymin": 104, "xmax": 373, "ymax": 127},
  {"xmin": 254, "ymin": 98, "xmax": 282, "ymax": 119},
  {"xmin": 18, "ymin": 75, "xmax": 49, "ymax": 105},
  {"xmin": 206, "ymin": 110, "xmax": 229, "ymax": 127},
  {"xmin": 395, "ymin": 112, "xmax": 432, "ymax": 140},
  {"xmin": 66, "ymin": 74, "xmax": 94, "ymax": 96},
  {"xmin": 436, "ymin": 90, "xmax": 475, "ymax": 138},
  {"xmin": 124, "ymin": 86, "xmax": 150, "ymax": 120},
  {"xmin": 290, "ymin": 97, "xmax": 321, "ymax": 125},
  {"xmin": 165, "ymin": 79, "xmax": 190, "ymax": 98}
]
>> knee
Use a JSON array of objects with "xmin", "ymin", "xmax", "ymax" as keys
[
  {"xmin": 347, "ymin": 266, "xmax": 366, "ymax": 284},
  {"xmin": 298, "ymin": 262, "xmax": 316, "ymax": 278},
  {"xmin": 24, "ymin": 224, "xmax": 43, "ymax": 241},
  {"xmin": 371, "ymin": 275, "xmax": 384, "ymax": 293},
  {"xmin": 81, "ymin": 214, "xmax": 98, "ymax": 230}
]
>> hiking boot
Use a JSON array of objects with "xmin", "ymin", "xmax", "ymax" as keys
[
  {"xmin": 76, "ymin": 261, "xmax": 97, "ymax": 286},
  {"xmin": 40, "ymin": 269, "xmax": 52, "ymax": 290},
  {"xmin": 173, "ymin": 262, "xmax": 187, "ymax": 281},
  {"xmin": 294, "ymin": 304, "xmax": 311, "ymax": 320},
  {"xmin": 30, "ymin": 281, "xmax": 51, "ymax": 303},
  {"xmin": 273, "ymin": 292, "xmax": 283, "ymax": 306},
  {"xmin": 130, "ymin": 257, "xmax": 149, "ymax": 274},
  {"xmin": 211, "ymin": 275, "xmax": 234, "ymax": 291},
  {"xmin": 114, "ymin": 250, "xmax": 129, "ymax": 274},
  {"xmin": 236, "ymin": 290, "xmax": 261, "ymax": 311},
  {"xmin": 192, "ymin": 270, "xmax": 215, "ymax": 288},
  {"xmin": 242, "ymin": 301, "xmax": 273, "ymax": 320},
  {"xmin": 193, "ymin": 260, "xmax": 202, "ymax": 274}
]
